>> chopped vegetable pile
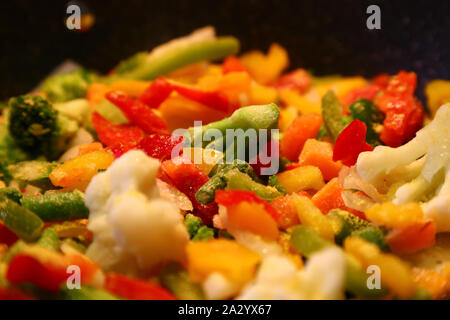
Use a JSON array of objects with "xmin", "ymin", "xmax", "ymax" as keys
[{"xmin": 0, "ymin": 26, "xmax": 449, "ymax": 300}]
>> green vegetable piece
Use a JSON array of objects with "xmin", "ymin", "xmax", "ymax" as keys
[
  {"xmin": 0, "ymin": 121, "xmax": 30, "ymax": 166},
  {"xmin": 114, "ymin": 52, "xmax": 148, "ymax": 75},
  {"xmin": 411, "ymin": 287, "xmax": 432, "ymax": 300},
  {"xmin": 327, "ymin": 209, "xmax": 370, "ymax": 244},
  {"xmin": 351, "ymin": 226, "xmax": 388, "ymax": 251},
  {"xmin": 0, "ymin": 195, "xmax": 43, "ymax": 242},
  {"xmin": 225, "ymin": 169, "xmax": 282, "ymax": 201},
  {"xmin": 290, "ymin": 225, "xmax": 332, "ymax": 257},
  {"xmin": 36, "ymin": 227, "xmax": 60, "ymax": 251},
  {"xmin": 184, "ymin": 213, "xmax": 215, "ymax": 241},
  {"xmin": 188, "ymin": 103, "xmax": 280, "ymax": 148},
  {"xmin": 196, "ymin": 160, "xmax": 260, "ymax": 204},
  {"xmin": 159, "ymin": 263, "xmax": 205, "ymax": 300},
  {"xmin": 192, "ymin": 226, "xmax": 215, "ymax": 241},
  {"xmin": 115, "ymin": 37, "xmax": 239, "ymax": 81},
  {"xmin": 321, "ymin": 91, "xmax": 350, "ymax": 141},
  {"xmin": 8, "ymin": 95, "xmax": 58, "ymax": 157},
  {"xmin": 84, "ymin": 99, "xmax": 128, "ymax": 134},
  {"xmin": 349, "ymin": 99, "xmax": 384, "ymax": 146},
  {"xmin": 316, "ymin": 124, "xmax": 328, "ymax": 140},
  {"xmin": 21, "ymin": 190, "xmax": 89, "ymax": 222},
  {"xmin": 8, "ymin": 160, "xmax": 58, "ymax": 189},
  {"xmin": 290, "ymin": 225, "xmax": 387, "ymax": 298},
  {"xmin": 0, "ymin": 187, "xmax": 23, "ymax": 203},
  {"xmin": 40, "ymin": 69, "xmax": 98, "ymax": 103},
  {"xmin": 345, "ymin": 254, "xmax": 387, "ymax": 298},
  {"xmin": 268, "ymin": 175, "xmax": 287, "ymax": 195},
  {"xmin": 184, "ymin": 213, "xmax": 203, "ymax": 238},
  {"xmin": 58, "ymin": 286, "xmax": 119, "ymax": 300}
]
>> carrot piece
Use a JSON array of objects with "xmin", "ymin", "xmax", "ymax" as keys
[
  {"xmin": 270, "ymin": 192, "xmax": 310, "ymax": 230},
  {"xmin": 386, "ymin": 220, "xmax": 436, "ymax": 255},
  {"xmin": 227, "ymin": 202, "xmax": 279, "ymax": 241},
  {"xmin": 311, "ymin": 178, "xmax": 363, "ymax": 217},
  {"xmin": 77, "ymin": 142, "xmax": 103, "ymax": 156},
  {"xmin": 298, "ymin": 139, "xmax": 343, "ymax": 181},
  {"xmin": 87, "ymin": 83, "xmax": 111, "ymax": 106},
  {"xmin": 280, "ymin": 114, "xmax": 323, "ymax": 161}
]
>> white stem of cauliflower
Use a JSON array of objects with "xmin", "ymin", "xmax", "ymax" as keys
[{"xmin": 356, "ymin": 104, "xmax": 450, "ymax": 232}]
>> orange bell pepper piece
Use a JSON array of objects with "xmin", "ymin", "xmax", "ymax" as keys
[{"xmin": 299, "ymin": 139, "xmax": 342, "ymax": 181}]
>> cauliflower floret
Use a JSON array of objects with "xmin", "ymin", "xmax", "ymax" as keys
[
  {"xmin": 357, "ymin": 104, "xmax": 450, "ymax": 232},
  {"xmin": 237, "ymin": 247, "xmax": 346, "ymax": 300},
  {"xmin": 85, "ymin": 150, "xmax": 189, "ymax": 276}
]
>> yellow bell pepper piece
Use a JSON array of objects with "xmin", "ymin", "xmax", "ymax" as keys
[
  {"xmin": 279, "ymin": 89, "xmax": 322, "ymax": 114},
  {"xmin": 425, "ymin": 80, "xmax": 450, "ymax": 116},
  {"xmin": 240, "ymin": 43, "xmax": 289, "ymax": 84},
  {"xmin": 159, "ymin": 95, "xmax": 228, "ymax": 131},
  {"xmin": 167, "ymin": 62, "xmax": 210, "ymax": 84},
  {"xmin": 365, "ymin": 202, "xmax": 424, "ymax": 229},
  {"xmin": 182, "ymin": 147, "xmax": 224, "ymax": 175},
  {"xmin": 186, "ymin": 239, "xmax": 261, "ymax": 286},
  {"xmin": 109, "ymin": 80, "xmax": 151, "ymax": 98},
  {"xmin": 279, "ymin": 106, "xmax": 299, "ymax": 132},
  {"xmin": 291, "ymin": 193, "xmax": 335, "ymax": 241},
  {"xmin": 344, "ymin": 237, "xmax": 416, "ymax": 299},
  {"xmin": 50, "ymin": 150, "xmax": 114, "ymax": 191},
  {"xmin": 248, "ymin": 82, "xmax": 279, "ymax": 105},
  {"xmin": 276, "ymin": 166, "xmax": 325, "ymax": 194}
]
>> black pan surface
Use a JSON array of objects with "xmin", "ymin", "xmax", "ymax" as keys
[{"xmin": 1, "ymin": 0, "xmax": 449, "ymax": 101}]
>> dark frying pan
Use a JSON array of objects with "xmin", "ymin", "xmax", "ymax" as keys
[{"xmin": 1, "ymin": 0, "xmax": 449, "ymax": 103}]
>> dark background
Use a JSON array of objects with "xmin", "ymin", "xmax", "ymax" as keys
[{"xmin": 0, "ymin": 0, "xmax": 449, "ymax": 101}]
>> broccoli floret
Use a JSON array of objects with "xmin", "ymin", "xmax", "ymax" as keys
[
  {"xmin": 327, "ymin": 209, "xmax": 370, "ymax": 244},
  {"xmin": 7, "ymin": 95, "xmax": 78, "ymax": 160},
  {"xmin": 40, "ymin": 69, "xmax": 98, "ymax": 103},
  {"xmin": 185, "ymin": 213, "xmax": 203, "ymax": 238},
  {"xmin": 8, "ymin": 95, "xmax": 57, "ymax": 156},
  {"xmin": 192, "ymin": 226, "xmax": 215, "ymax": 241},
  {"xmin": 184, "ymin": 213, "xmax": 215, "ymax": 241}
]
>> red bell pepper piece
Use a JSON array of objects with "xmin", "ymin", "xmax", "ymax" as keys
[
  {"xmin": 6, "ymin": 254, "xmax": 69, "ymax": 292},
  {"xmin": 6, "ymin": 251, "xmax": 100, "ymax": 292},
  {"xmin": 104, "ymin": 273, "xmax": 176, "ymax": 300},
  {"xmin": 333, "ymin": 119, "xmax": 374, "ymax": 166},
  {"xmin": 222, "ymin": 56, "xmax": 248, "ymax": 74},
  {"xmin": 139, "ymin": 77, "xmax": 231, "ymax": 112},
  {"xmin": 161, "ymin": 158, "xmax": 217, "ymax": 225},
  {"xmin": 137, "ymin": 134, "xmax": 184, "ymax": 160},
  {"xmin": 273, "ymin": 69, "xmax": 311, "ymax": 93},
  {"xmin": 91, "ymin": 111, "xmax": 144, "ymax": 149},
  {"xmin": 0, "ymin": 221, "xmax": 19, "ymax": 246},
  {"xmin": 0, "ymin": 286, "xmax": 35, "ymax": 300},
  {"xmin": 139, "ymin": 77, "xmax": 174, "ymax": 108},
  {"xmin": 341, "ymin": 84, "xmax": 381, "ymax": 108},
  {"xmin": 376, "ymin": 71, "xmax": 425, "ymax": 147},
  {"xmin": 106, "ymin": 91, "xmax": 169, "ymax": 135},
  {"xmin": 386, "ymin": 220, "xmax": 436, "ymax": 255},
  {"xmin": 215, "ymin": 190, "xmax": 281, "ymax": 221},
  {"xmin": 372, "ymin": 73, "xmax": 390, "ymax": 90}
]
